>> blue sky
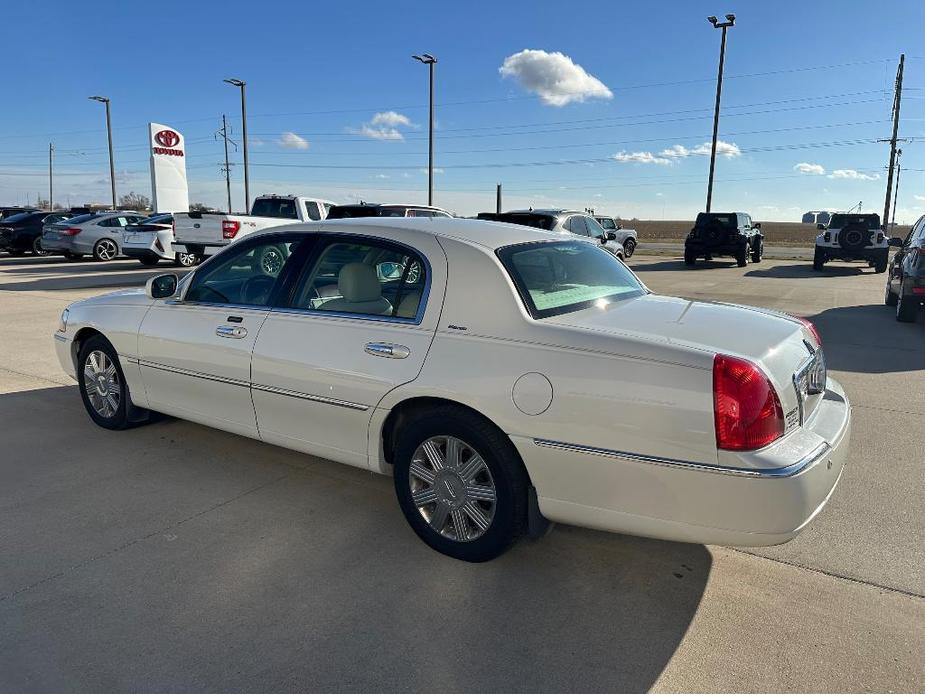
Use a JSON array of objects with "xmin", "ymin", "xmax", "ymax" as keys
[{"xmin": 2, "ymin": 0, "xmax": 924, "ymax": 221}]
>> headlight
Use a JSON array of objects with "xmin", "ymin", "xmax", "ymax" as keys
[{"xmin": 58, "ymin": 308, "xmax": 69, "ymax": 333}]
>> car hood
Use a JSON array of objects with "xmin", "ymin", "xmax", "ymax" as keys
[{"xmin": 70, "ymin": 288, "xmax": 150, "ymax": 309}]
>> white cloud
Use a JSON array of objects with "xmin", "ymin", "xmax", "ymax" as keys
[
  {"xmin": 374, "ymin": 174, "xmax": 390, "ymax": 179},
  {"xmin": 418, "ymin": 168, "xmax": 445, "ymax": 174},
  {"xmin": 370, "ymin": 111, "xmax": 414, "ymax": 128},
  {"xmin": 794, "ymin": 162, "xmax": 826, "ymax": 175},
  {"xmin": 828, "ymin": 169, "xmax": 879, "ymax": 181},
  {"xmin": 348, "ymin": 111, "xmax": 416, "ymax": 141},
  {"xmin": 659, "ymin": 144, "xmax": 690, "ymax": 159},
  {"xmin": 613, "ymin": 151, "xmax": 672, "ymax": 165},
  {"xmin": 915, "ymin": 195, "xmax": 925, "ymax": 202},
  {"xmin": 656, "ymin": 140, "xmax": 741, "ymax": 160},
  {"xmin": 499, "ymin": 49, "xmax": 612, "ymax": 106},
  {"xmin": 277, "ymin": 132, "xmax": 309, "ymax": 150}
]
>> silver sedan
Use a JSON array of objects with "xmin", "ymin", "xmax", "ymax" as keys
[{"xmin": 42, "ymin": 211, "xmax": 147, "ymax": 261}]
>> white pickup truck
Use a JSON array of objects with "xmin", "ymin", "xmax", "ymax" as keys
[{"xmin": 173, "ymin": 195, "xmax": 336, "ymax": 257}]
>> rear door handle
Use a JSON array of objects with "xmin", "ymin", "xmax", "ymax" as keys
[
  {"xmin": 365, "ymin": 342, "xmax": 410, "ymax": 359},
  {"xmin": 216, "ymin": 325, "xmax": 248, "ymax": 339}
]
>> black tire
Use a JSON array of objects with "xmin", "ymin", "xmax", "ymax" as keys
[
  {"xmin": 76, "ymin": 335, "xmax": 136, "ymax": 430},
  {"xmin": 392, "ymin": 405, "xmax": 529, "ymax": 562},
  {"xmin": 751, "ymin": 239, "xmax": 763, "ymax": 263},
  {"xmin": 874, "ymin": 255, "xmax": 888, "ymax": 274},
  {"xmin": 623, "ymin": 238, "xmax": 636, "ymax": 258},
  {"xmin": 839, "ymin": 223, "xmax": 870, "ymax": 252},
  {"xmin": 684, "ymin": 249, "xmax": 696, "ymax": 266},
  {"xmin": 813, "ymin": 248, "xmax": 825, "ymax": 271},
  {"xmin": 32, "ymin": 236, "xmax": 48, "ymax": 256},
  {"xmin": 735, "ymin": 245, "xmax": 748, "ymax": 267},
  {"xmin": 885, "ymin": 281, "xmax": 899, "ymax": 307},
  {"xmin": 138, "ymin": 256, "xmax": 160, "ymax": 267},
  {"xmin": 63, "ymin": 251, "xmax": 83, "ymax": 261},
  {"xmin": 896, "ymin": 291, "xmax": 919, "ymax": 323},
  {"xmin": 93, "ymin": 238, "xmax": 119, "ymax": 262}
]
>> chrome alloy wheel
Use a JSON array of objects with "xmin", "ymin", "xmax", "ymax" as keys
[
  {"xmin": 96, "ymin": 238, "xmax": 118, "ymax": 261},
  {"xmin": 409, "ymin": 435, "xmax": 497, "ymax": 542},
  {"xmin": 83, "ymin": 349, "xmax": 121, "ymax": 418}
]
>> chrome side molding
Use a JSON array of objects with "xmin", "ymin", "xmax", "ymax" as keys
[{"xmin": 533, "ymin": 438, "xmax": 831, "ymax": 478}]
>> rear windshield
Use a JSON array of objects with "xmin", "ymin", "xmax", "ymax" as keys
[
  {"xmin": 695, "ymin": 213, "xmax": 737, "ymax": 228},
  {"xmin": 498, "ymin": 241, "xmax": 645, "ymax": 319},
  {"xmin": 828, "ymin": 214, "xmax": 880, "ymax": 229},
  {"xmin": 250, "ymin": 198, "xmax": 299, "ymax": 219},
  {"xmin": 141, "ymin": 214, "xmax": 173, "ymax": 225},
  {"xmin": 61, "ymin": 213, "xmax": 99, "ymax": 225},
  {"xmin": 494, "ymin": 213, "xmax": 557, "ymax": 231},
  {"xmin": 326, "ymin": 206, "xmax": 379, "ymax": 219}
]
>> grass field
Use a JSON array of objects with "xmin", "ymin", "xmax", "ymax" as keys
[{"xmin": 619, "ymin": 220, "xmax": 911, "ymax": 247}]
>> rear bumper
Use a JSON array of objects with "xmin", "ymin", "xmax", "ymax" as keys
[
  {"xmin": 41, "ymin": 236, "xmax": 84, "ymax": 253},
  {"xmin": 817, "ymin": 246, "xmax": 888, "ymax": 262},
  {"xmin": 123, "ymin": 247, "xmax": 168, "ymax": 261},
  {"xmin": 513, "ymin": 377, "xmax": 851, "ymax": 546},
  {"xmin": 173, "ymin": 241, "xmax": 225, "ymax": 257},
  {"xmin": 685, "ymin": 239, "xmax": 747, "ymax": 256},
  {"xmin": 0, "ymin": 232, "xmax": 33, "ymax": 251}
]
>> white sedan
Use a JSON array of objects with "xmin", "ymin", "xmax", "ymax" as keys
[{"xmin": 53, "ymin": 218, "xmax": 850, "ymax": 562}]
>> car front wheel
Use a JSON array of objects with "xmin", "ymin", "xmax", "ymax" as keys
[
  {"xmin": 392, "ymin": 406, "xmax": 528, "ymax": 562},
  {"xmin": 751, "ymin": 239, "xmax": 763, "ymax": 263},
  {"xmin": 813, "ymin": 248, "xmax": 825, "ymax": 271},
  {"xmin": 623, "ymin": 238, "xmax": 636, "ymax": 257},
  {"xmin": 77, "ymin": 335, "xmax": 134, "ymax": 430},
  {"xmin": 32, "ymin": 237, "xmax": 48, "ymax": 256},
  {"xmin": 885, "ymin": 281, "xmax": 899, "ymax": 307}
]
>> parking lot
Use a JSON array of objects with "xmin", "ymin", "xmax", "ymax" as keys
[{"xmin": 1, "ymin": 251, "xmax": 923, "ymax": 692}]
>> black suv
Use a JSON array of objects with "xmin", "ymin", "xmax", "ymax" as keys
[
  {"xmin": 884, "ymin": 214, "xmax": 925, "ymax": 322},
  {"xmin": 326, "ymin": 203, "xmax": 452, "ymax": 219},
  {"xmin": 684, "ymin": 212, "xmax": 763, "ymax": 267},
  {"xmin": 0, "ymin": 210, "xmax": 70, "ymax": 256}
]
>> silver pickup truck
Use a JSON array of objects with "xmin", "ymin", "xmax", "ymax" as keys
[{"xmin": 173, "ymin": 195, "xmax": 336, "ymax": 257}]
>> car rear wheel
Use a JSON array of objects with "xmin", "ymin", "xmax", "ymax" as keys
[
  {"xmin": 896, "ymin": 291, "xmax": 919, "ymax": 323},
  {"xmin": 77, "ymin": 335, "xmax": 134, "ymax": 430},
  {"xmin": 874, "ymin": 255, "xmax": 888, "ymax": 274},
  {"xmin": 735, "ymin": 245, "xmax": 749, "ymax": 267},
  {"xmin": 392, "ymin": 406, "xmax": 528, "ymax": 562},
  {"xmin": 684, "ymin": 249, "xmax": 696, "ymax": 266},
  {"xmin": 174, "ymin": 252, "xmax": 199, "ymax": 268},
  {"xmin": 63, "ymin": 251, "xmax": 83, "ymax": 261},
  {"xmin": 138, "ymin": 256, "xmax": 160, "ymax": 266},
  {"xmin": 885, "ymin": 281, "xmax": 899, "ymax": 306},
  {"xmin": 93, "ymin": 238, "xmax": 119, "ymax": 262},
  {"xmin": 751, "ymin": 239, "xmax": 763, "ymax": 263},
  {"xmin": 32, "ymin": 237, "xmax": 48, "ymax": 256},
  {"xmin": 623, "ymin": 238, "xmax": 636, "ymax": 257}
]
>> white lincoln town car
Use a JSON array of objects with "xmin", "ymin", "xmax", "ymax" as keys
[{"xmin": 54, "ymin": 218, "xmax": 850, "ymax": 561}]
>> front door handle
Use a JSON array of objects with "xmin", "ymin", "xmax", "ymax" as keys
[
  {"xmin": 216, "ymin": 325, "xmax": 248, "ymax": 339},
  {"xmin": 365, "ymin": 342, "xmax": 410, "ymax": 359}
]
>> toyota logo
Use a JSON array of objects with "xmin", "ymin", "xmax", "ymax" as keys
[{"xmin": 155, "ymin": 129, "xmax": 180, "ymax": 148}]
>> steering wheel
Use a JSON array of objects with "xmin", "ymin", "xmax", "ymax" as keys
[{"xmin": 241, "ymin": 275, "xmax": 275, "ymax": 305}]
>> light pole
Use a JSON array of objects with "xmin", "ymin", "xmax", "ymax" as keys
[
  {"xmin": 412, "ymin": 53, "xmax": 437, "ymax": 206},
  {"xmin": 89, "ymin": 96, "xmax": 117, "ymax": 209},
  {"xmin": 224, "ymin": 78, "xmax": 250, "ymax": 212},
  {"xmin": 705, "ymin": 14, "xmax": 735, "ymax": 213}
]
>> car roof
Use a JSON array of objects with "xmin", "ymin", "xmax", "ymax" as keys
[
  {"xmin": 259, "ymin": 216, "xmax": 566, "ymax": 251},
  {"xmin": 504, "ymin": 208, "xmax": 582, "ymax": 216}
]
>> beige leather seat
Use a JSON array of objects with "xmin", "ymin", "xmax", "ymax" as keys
[
  {"xmin": 395, "ymin": 291, "xmax": 422, "ymax": 318},
  {"xmin": 321, "ymin": 263, "xmax": 393, "ymax": 315}
]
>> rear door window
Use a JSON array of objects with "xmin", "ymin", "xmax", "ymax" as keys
[
  {"xmin": 251, "ymin": 198, "xmax": 299, "ymax": 219},
  {"xmin": 566, "ymin": 216, "xmax": 590, "ymax": 236}
]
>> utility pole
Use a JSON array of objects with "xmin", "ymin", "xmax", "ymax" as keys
[
  {"xmin": 891, "ymin": 149, "xmax": 903, "ymax": 230},
  {"xmin": 882, "ymin": 54, "xmax": 905, "ymax": 231},
  {"xmin": 215, "ymin": 115, "xmax": 238, "ymax": 213},
  {"xmin": 412, "ymin": 54, "xmax": 437, "ymax": 206},
  {"xmin": 224, "ymin": 79, "xmax": 250, "ymax": 211},
  {"xmin": 89, "ymin": 96, "xmax": 117, "ymax": 209},
  {"xmin": 48, "ymin": 143, "xmax": 54, "ymax": 210},
  {"xmin": 496, "ymin": 183, "xmax": 502, "ymax": 214},
  {"xmin": 705, "ymin": 14, "xmax": 735, "ymax": 213}
]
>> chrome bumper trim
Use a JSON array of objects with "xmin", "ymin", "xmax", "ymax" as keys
[{"xmin": 532, "ymin": 439, "xmax": 831, "ymax": 478}]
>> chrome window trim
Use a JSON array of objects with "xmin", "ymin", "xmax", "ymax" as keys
[
  {"xmin": 268, "ymin": 306, "xmax": 424, "ymax": 326},
  {"xmin": 533, "ymin": 438, "xmax": 831, "ymax": 478}
]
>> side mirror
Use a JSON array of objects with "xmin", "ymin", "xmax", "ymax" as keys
[
  {"xmin": 817, "ymin": 223, "xmax": 826, "ymax": 230},
  {"xmin": 606, "ymin": 231, "xmax": 617, "ymax": 241},
  {"xmin": 753, "ymin": 222, "xmax": 761, "ymax": 230},
  {"xmin": 888, "ymin": 237, "xmax": 904, "ymax": 248},
  {"xmin": 146, "ymin": 273, "xmax": 178, "ymax": 299},
  {"xmin": 616, "ymin": 224, "xmax": 623, "ymax": 231}
]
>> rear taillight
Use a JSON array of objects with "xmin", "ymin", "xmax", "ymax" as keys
[
  {"xmin": 713, "ymin": 354, "xmax": 785, "ymax": 451},
  {"xmin": 792, "ymin": 316, "xmax": 822, "ymax": 347},
  {"xmin": 222, "ymin": 220, "xmax": 241, "ymax": 239},
  {"xmin": 60, "ymin": 227, "xmax": 81, "ymax": 236},
  {"xmin": 154, "ymin": 238, "xmax": 164, "ymax": 252}
]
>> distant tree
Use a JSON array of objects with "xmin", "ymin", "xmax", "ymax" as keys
[
  {"xmin": 189, "ymin": 202, "xmax": 210, "ymax": 212},
  {"xmin": 118, "ymin": 192, "xmax": 151, "ymax": 210}
]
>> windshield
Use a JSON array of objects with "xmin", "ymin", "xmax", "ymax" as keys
[
  {"xmin": 695, "ymin": 213, "xmax": 737, "ymax": 228},
  {"xmin": 498, "ymin": 241, "xmax": 645, "ymax": 318},
  {"xmin": 828, "ymin": 214, "xmax": 880, "ymax": 229},
  {"xmin": 326, "ymin": 206, "xmax": 379, "ymax": 219},
  {"xmin": 494, "ymin": 213, "xmax": 557, "ymax": 231},
  {"xmin": 597, "ymin": 218, "xmax": 616, "ymax": 230},
  {"xmin": 250, "ymin": 198, "xmax": 299, "ymax": 219}
]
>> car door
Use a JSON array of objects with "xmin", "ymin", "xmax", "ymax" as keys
[
  {"xmin": 137, "ymin": 233, "xmax": 308, "ymax": 437},
  {"xmin": 251, "ymin": 229, "xmax": 446, "ymax": 469}
]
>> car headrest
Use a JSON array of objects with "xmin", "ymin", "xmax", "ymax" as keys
[{"xmin": 337, "ymin": 263, "xmax": 382, "ymax": 302}]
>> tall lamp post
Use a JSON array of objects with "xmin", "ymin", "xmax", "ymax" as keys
[
  {"xmin": 224, "ymin": 78, "xmax": 250, "ymax": 212},
  {"xmin": 89, "ymin": 96, "xmax": 117, "ymax": 209},
  {"xmin": 705, "ymin": 14, "xmax": 735, "ymax": 213},
  {"xmin": 412, "ymin": 53, "xmax": 437, "ymax": 206}
]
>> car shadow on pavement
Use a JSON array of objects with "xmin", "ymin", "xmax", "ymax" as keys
[
  {"xmin": 0, "ymin": 385, "xmax": 711, "ymax": 692},
  {"xmin": 633, "ymin": 258, "xmax": 738, "ymax": 273},
  {"xmin": 807, "ymin": 303, "xmax": 924, "ymax": 373},
  {"xmin": 745, "ymin": 263, "xmax": 873, "ymax": 279}
]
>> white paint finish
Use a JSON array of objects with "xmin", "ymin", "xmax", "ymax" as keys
[
  {"xmin": 137, "ymin": 302, "xmax": 268, "ymax": 436},
  {"xmin": 512, "ymin": 372, "xmax": 553, "ymax": 415}
]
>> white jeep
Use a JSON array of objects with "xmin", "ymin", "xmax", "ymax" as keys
[{"xmin": 813, "ymin": 212, "xmax": 888, "ymax": 273}]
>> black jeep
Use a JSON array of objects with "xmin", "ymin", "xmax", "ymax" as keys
[{"xmin": 684, "ymin": 212, "xmax": 763, "ymax": 267}]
